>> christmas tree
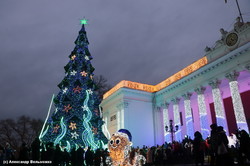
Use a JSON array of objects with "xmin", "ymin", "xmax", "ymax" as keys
[{"xmin": 40, "ymin": 21, "xmax": 108, "ymax": 151}]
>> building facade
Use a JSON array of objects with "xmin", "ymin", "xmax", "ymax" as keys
[{"xmin": 101, "ymin": 20, "xmax": 250, "ymax": 147}]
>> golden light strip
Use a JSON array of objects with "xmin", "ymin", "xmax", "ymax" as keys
[
  {"xmin": 155, "ymin": 57, "xmax": 208, "ymax": 91},
  {"xmin": 103, "ymin": 80, "xmax": 156, "ymax": 99},
  {"xmin": 103, "ymin": 57, "xmax": 208, "ymax": 99}
]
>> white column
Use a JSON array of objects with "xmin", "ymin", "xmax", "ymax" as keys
[
  {"xmin": 182, "ymin": 93, "xmax": 194, "ymax": 139},
  {"xmin": 195, "ymin": 87, "xmax": 210, "ymax": 138},
  {"xmin": 172, "ymin": 98, "xmax": 182, "ymax": 142},
  {"xmin": 209, "ymin": 80, "xmax": 229, "ymax": 134},
  {"xmin": 226, "ymin": 71, "xmax": 249, "ymax": 132},
  {"xmin": 162, "ymin": 103, "xmax": 171, "ymax": 143},
  {"xmin": 116, "ymin": 101, "xmax": 128, "ymax": 130}
]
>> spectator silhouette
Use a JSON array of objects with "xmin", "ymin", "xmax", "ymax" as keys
[
  {"xmin": 85, "ymin": 147, "xmax": 94, "ymax": 166},
  {"xmin": 236, "ymin": 129, "xmax": 250, "ymax": 165},
  {"xmin": 53, "ymin": 144, "xmax": 62, "ymax": 166},
  {"xmin": 31, "ymin": 137, "xmax": 40, "ymax": 160},
  {"xmin": 216, "ymin": 126, "xmax": 232, "ymax": 166},
  {"xmin": 193, "ymin": 131, "xmax": 205, "ymax": 166},
  {"xmin": 208, "ymin": 123, "xmax": 218, "ymax": 166},
  {"xmin": 76, "ymin": 147, "xmax": 84, "ymax": 166},
  {"xmin": 94, "ymin": 148, "xmax": 102, "ymax": 166},
  {"xmin": 70, "ymin": 147, "xmax": 77, "ymax": 166},
  {"xmin": 45, "ymin": 143, "xmax": 54, "ymax": 161},
  {"xmin": 62, "ymin": 149, "xmax": 70, "ymax": 166}
]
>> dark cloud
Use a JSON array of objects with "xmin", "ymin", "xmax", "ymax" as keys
[{"xmin": 0, "ymin": 0, "xmax": 250, "ymax": 120}]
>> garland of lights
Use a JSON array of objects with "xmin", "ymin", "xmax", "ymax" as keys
[
  {"xmin": 54, "ymin": 117, "xmax": 67, "ymax": 145},
  {"xmin": 197, "ymin": 94, "xmax": 210, "ymax": 138},
  {"xmin": 184, "ymin": 99, "xmax": 194, "ymax": 139},
  {"xmin": 229, "ymin": 81, "xmax": 249, "ymax": 132},
  {"xmin": 81, "ymin": 90, "xmax": 100, "ymax": 150}
]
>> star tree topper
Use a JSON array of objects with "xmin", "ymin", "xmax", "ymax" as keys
[{"xmin": 80, "ymin": 19, "xmax": 88, "ymax": 25}]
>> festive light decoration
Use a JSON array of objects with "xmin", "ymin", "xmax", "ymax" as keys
[
  {"xmin": 53, "ymin": 124, "xmax": 60, "ymax": 133},
  {"xmin": 211, "ymin": 86, "xmax": 228, "ymax": 132},
  {"xmin": 81, "ymin": 90, "xmax": 100, "ymax": 149},
  {"xmin": 66, "ymin": 141, "xmax": 71, "ymax": 152},
  {"xmin": 80, "ymin": 71, "xmax": 87, "ymax": 77},
  {"xmin": 173, "ymin": 100, "xmax": 182, "ymax": 142},
  {"xmin": 85, "ymin": 56, "xmax": 90, "ymax": 61},
  {"xmin": 40, "ymin": 24, "xmax": 108, "ymax": 151},
  {"xmin": 107, "ymin": 129, "xmax": 146, "ymax": 166},
  {"xmin": 39, "ymin": 94, "xmax": 54, "ymax": 140},
  {"xmin": 92, "ymin": 127, "xmax": 98, "ymax": 134},
  {"xmin": 197, "ymin": 93, "xmax": 210, "ymax": 138},
  {"xmin": 229, "ymin": 80, "xmax": 249, "ymax": 132},
  {"xmin": 103, "ymin": 57, "xmax": 208, "ymax": 99},
  {"xmin": 73, "ymin": 86, "xmax": 82, "ymax": 93},
  {"xmin": 162, "ymin": 107, "xmax": 171, "ymax": 143},
  {"xmin": 71, "ymin": 131, "xmax": 79, "ymax": 139},
  {"xmin": 80, "ymin": 19, "xmax": 88, "ymax": 25},
  {"xmin": 183, "ymin": 98, "xmax": 194, "ymax": 139},
  {"xmin": 63, "ymin": 88, "xmax": 68, "ymax": 94},
  {"xmin": 70, "ymin": 70, "xmax": 77, "ymax": 76},
  {"xmin": 54, "ymin": 117, "xmax": 67, "ymax": 145},
  {"xmin": 63, "ymin": 104, "xmax": 72, "ymax": 113},
  {"xmin": 71, "ymin": 55, "xmax": 76, "ymax": 60},
  {"xmin": 69, "ymin": 122, "xmax": 77, "ymax": 130},
  {"xmin": 87, "ymin": 89, "xmax": 93, "ymax": 95},
  {"xmin": 108, "ymin": 130, "xmax": 132, "ymax": 166}
]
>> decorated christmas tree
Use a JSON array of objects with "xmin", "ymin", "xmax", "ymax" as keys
[{"xmin": 40, "ymin": 21, "xmax": 108, "ymax": 151}]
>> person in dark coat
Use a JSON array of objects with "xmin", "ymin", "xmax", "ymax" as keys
[
  {"xmin": 85, "ymin": 147, "xmax": 94, "ymax": 166},
  {"xmin": 53, "ymin": 144, "xmax": 62, "ymax": 166},
  {"xmin": 70, "ymin": 147, "xmax": 77, "ymax": 166},
  {"xmin": 236, "ymin": 129, "xmax": 250, "ymax": 165},
  {"xmin": 208, "ymin": 123, "xmax": 218, "ymax": 166},
  {"xmin": 94, "ymin": 149, "xmax": 102, "ymax": 166},
  {"xmin": 62, "ymin": 149, "xmax": 70, "ymax": 166},
  {"xmin": 193, "ymin": 131, "xmax": 205, "ymax": 166},
  {"xmin": 76, "ymin": 147, "xmax": 84, "ymax": 166},
  {"xmin": 216, "ymin": 126, "xmax": 233, "ymax": 166}
]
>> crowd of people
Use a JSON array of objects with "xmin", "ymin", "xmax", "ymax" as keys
[{"xmin": 0, "ymin": 123, "xmax": 250, "ymax": 166}]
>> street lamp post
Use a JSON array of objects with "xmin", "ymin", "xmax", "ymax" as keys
[{"xmin": 165, "ymin": 119, "xmax": 179, "ymax": 142}]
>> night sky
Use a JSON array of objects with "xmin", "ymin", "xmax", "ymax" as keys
[{"xmin": 1, "ymin": 0, "xmax": 250, "ymax": 120}]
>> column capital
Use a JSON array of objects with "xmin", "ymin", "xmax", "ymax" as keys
[
  {"xmin": 171, "ymin": 98, "xmax": 180, "ymax": 104},
  {"xmin": 209, "ymin": 79, "xmax": 221, "ymax": 89},
  {"xmin": 155, "ymin": 106, "xmax": 161, "ymax": 112},
  {"xmin": 225, "ymin": 71, "xmax": 239, "ymax": 82},
  {"xmin": 161, "ymin": 102, "xmax": 169, "ymax": 109},
  {"xmin": 195, "ymin": 86, "xmax": 206, "ymax": 95},
  {"xmin": 116, "ymin": 100, "xmax": 129, "ymax": 109},
  {"xmin": 182, "ymin": 92, "xmax": 192, "ymax": 100}
]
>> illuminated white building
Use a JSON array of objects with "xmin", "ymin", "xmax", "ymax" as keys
[{"xmin": 101, "ymin": 20, "xmax": 250, "ymax": 147}]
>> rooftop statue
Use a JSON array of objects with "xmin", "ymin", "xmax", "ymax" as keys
[{"xmin": 234, "ymin": 16, "xmax": 244, "ymax": 32}]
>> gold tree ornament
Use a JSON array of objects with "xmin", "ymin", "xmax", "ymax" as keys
[
  {"xmin": 53, "ymin": 124, "xmax": 60, "ymax": 133},
  {"xmin": 81, "ymin": 71, "xmax": 87, "ymax": 77},
  {"xmin": 63, "ymin": 104, "xmax": 72, "ymax": 113},
  {"xmin": 71, "ymin": 55, "xmax": 76, "ymax": 60},
  {"xmin": 69, "ymin": 122, "xmax": 77, "ymax": 130}
]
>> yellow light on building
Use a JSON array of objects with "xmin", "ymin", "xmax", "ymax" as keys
[{"xmin": 103, "ymin": 57, "xmax": 208, "ymax": 100}]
